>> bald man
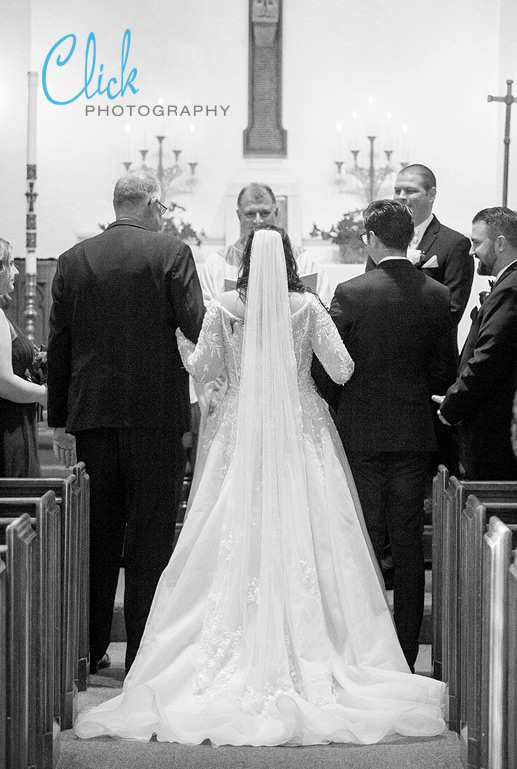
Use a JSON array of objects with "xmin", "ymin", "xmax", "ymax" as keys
[{"xmin": 201, "ymin": 183, "xmax": 330, "ymax": 305}]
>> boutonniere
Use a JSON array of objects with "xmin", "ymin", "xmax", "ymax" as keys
[{"xmin": 479, "ymin": 282, "xmax": 494, "ymax": 306}]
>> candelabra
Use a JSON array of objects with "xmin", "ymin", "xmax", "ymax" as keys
[
  {"xmin": 123, "ymin": 135, "xmax": 199, "ymax": 197},
  {"xmin": 335, "ymin": 136, "xmax": 408, "ymax": 201}
]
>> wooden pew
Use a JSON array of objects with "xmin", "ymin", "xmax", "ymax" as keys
[
  {"xmin": 0, "ymin": 493, "xmax": 61, "ymax": 769},
  {"xmin": 0, "ymin": 514, "xmax": 36, "ymax": 769},
  {"xmin": 0, "ymin": 557, "xmax": 6, "ymax": 769},
  {"xmin": 432, "ymin": 471, "xmax": 517, "ymax": 733},
  {"xmin": 71, "ymin": 462, "xmax": 90, "ymax": 692},
  {"xmin": 460, "ymin": 497, "xmax": 517, "ymax": 769},
  {"xmin": 508, "ymin": 551, "xmax": 517, "ymax": 769},
  {"xmin": 0, "ymin": 472, "xmax": 84, "ymax": 725},
  {"xmin": 431, "ymin": 464, "xmax": 449, "ymax": 680},
  {"xmin": 480, "ymin": 516, "xmax": 516, "ymax": 769}
]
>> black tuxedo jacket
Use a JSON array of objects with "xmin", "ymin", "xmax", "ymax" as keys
[
  {"xmin": 440, "ymin": 262, "xmax": 517, "ymax": 466},
  {"xmin": 366, "ymin": 215, "xmax": 473, "ymax": 326},
  {"xmin": 47, "ymin": 219, "xmax": 205, "ymax": 437},
  {"xmin": 330, "ymin": 259, "xmax": 457, "ymax": 453}
]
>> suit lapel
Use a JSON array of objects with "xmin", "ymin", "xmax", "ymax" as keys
[
  {"xmin": 416, "ymin": 215, "xmax": 440, "ymax": 266},
  {"xmin": 459, "ymin": 263, "xmax": 517, "ymax": 367},
  {"xmin": 493, "ymin": 261, "xmax": 517, "ymax": 288}
]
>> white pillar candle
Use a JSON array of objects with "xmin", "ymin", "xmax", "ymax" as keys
[{"xmin": 27, "ymin": 72, "xmax": 38, "ymax": 166}]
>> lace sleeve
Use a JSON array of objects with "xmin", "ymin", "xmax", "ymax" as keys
[
  {"xmin": 176, "ymin": 300, "xmax": 225, "ymax": 383},
  {"xmin": 309, "ymin": 296, "xmax": 354, "ymax": 384}
]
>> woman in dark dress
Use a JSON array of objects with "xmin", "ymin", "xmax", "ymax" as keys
[{"xmin": 0, "ymin": 238, "xmax": 47, "ymax": 476}]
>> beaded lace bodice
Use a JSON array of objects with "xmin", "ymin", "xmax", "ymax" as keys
[{"xmin": 176, "ymin": 292, "xmax": 354, "ymax": 391}]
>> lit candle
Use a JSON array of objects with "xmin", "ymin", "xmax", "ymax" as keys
[
  {"xmin": 401, "ymin": 123, "xmax": 409, "ymax": 163},
  {"xmin": 142, "ymin": 116, "xmax": 148, "ymax": 150},
  {"xmin": 188, "ymin": 123, "xmax": 196, "ymax": 162},
  {"xmin": 27, "ymin": 71, "xmax": 38, "ymax": 166},
  {"xmin": 367, "ymin": 96, "xmax": 375, "ymax": 136},
  {"xmin": 336, "ymin": 122, "xmax": 344, "ymax": 161},
  {"xmin": 26, "ymin": 72, "xmax": 38, "ymax": 276},
  {"xmin": 124, "ymin": 123, "xmax": 131, "ymax": 162},
  {"xmin": 385, "ymin": 112, "xmax": 393, "ymax": 152},
  {"xmin": 157, "ymin": 96, "xmax": 164, "ymax": 136},
  {"xmin": 172, "ymin": 115, "xmax": 181, "ymax": 152},
  {"xmin": 350, "ymin": 111, "xmax": 359, "ymax": 151}
]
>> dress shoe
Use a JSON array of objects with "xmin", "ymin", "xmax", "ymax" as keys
[{"xmin": 90, "ymin": 653, "xmax": 111, "ymax": 674}]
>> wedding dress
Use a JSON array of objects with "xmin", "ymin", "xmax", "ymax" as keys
[{"xmin": 75, "ymin": 230, "xmax": 446, "ymax": 746}]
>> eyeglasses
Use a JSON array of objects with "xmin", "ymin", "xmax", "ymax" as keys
[
  {"xmin": 149, "ymin": 198, "xmax": 168, "ymax": 216},
  {"xmin": 241, "ymin": 209, "xmax": 276, "ymax": 221},
  {"xmin": 360, "ymin": 231, "xmax": 369, "ymax": 245}
]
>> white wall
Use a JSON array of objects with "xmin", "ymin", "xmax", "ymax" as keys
[
  {"xmin": 0, "ymin": 0, "xmax": 513, "ymax": 261},
  {"xmin": 498, "ymin": 0, "xmax": 517, "ymax": 206},
  {"xmin": 0, "ymin": 0, "xmax": 32, "ymax": 257}
]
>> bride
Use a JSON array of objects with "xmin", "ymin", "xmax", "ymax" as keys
[{"xmin": 75, "ymin": 226, "xmax": 446, "ymax": 746}]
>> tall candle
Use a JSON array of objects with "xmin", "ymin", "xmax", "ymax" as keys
[
  {"xmin": 336, "ymin": 122, "xmax": 344, "ymax": 161},
  {"xmin": 27, "ymin": 71, "xmax": 38, "ymax": 165},
  {"xmin": 26, "ymin": 72, "xmax": 38, "ymax": 276},
  {"xmin": 385, "ymin": 112, "xmax": 393, "ymax": 152},
  {"xmin": 350, "ymin": 111, "xmax": 359, "ymax": 151},
  {"xmin": 124, "ymin": 123, "xmax": 131, "ymax": 162},
  {"xmin": 142, "ymin": 116, "xmax": 148, "ymax": 150},
  {"xmin": 401, "ymin": 123, "xmax": 409, "ymax": 163},
  {"xmin": 188, "ymin": 123, "xmax": 196, "ymax": 162},
  {"xmin": 367, "ymin": 96, "xmax": 375, "ymax": 136}
]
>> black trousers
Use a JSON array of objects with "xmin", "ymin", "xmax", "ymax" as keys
[
  {"xmin": 75, "ymin": 427, "xmax": 186, "ymax": 673},
  {"xmin": 347, "ymin": 450, "xmax": 430, "ymax": 671}
]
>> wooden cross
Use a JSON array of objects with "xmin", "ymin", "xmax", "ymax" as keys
[{"xmin": 488, "ymin": 79, "xmax": 517, "ymax": 206}]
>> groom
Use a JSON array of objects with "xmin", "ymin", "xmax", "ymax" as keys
[{"xmin": 330, "ymin": 199, "xmax": 457, "ymax": 670}]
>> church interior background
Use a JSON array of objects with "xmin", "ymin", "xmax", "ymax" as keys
[
  {"xmin": 2, "ymin": 3, "xmax": 517, "ymax": 766},
  {"xmin": 1, "ymin": 0, "xmax": 517, "ymax": 349}
]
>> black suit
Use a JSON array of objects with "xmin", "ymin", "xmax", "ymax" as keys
[
  {"xmin": 47, "ymin": 219, "xmax": 205, "ymax": 671},
  {"xmin": 366, "ymin": 215, "xmax": 473, "ymax": 326},
  {"xmin": 440, "ymin": 262, "xmax": 517, "ymax": 480},
  {"xmin": 367, "ymin": 216, "xmax": 472, "ymax": 482},
  {"xmin": 330, "ymin": 259, "xmax": 457, "ymax": 668}
]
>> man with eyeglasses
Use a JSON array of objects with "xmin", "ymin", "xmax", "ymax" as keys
[
  {"xmin": 47, "ymin": 170, "xmax": 205, "ymax": 675},
  {"xmin": 201, "ymin": 182, "xmax": 330, "ymax": 304}
]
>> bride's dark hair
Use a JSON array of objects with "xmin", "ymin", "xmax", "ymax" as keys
[{"xmin": 236, "ymin": 224, "xmax": 307, "ymax": 300}]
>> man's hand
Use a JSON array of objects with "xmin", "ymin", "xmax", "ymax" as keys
[
  {"xmin": 53, "ymin": 427, "xmax": 77, "ymax": 468},
  {"xmin": 431, "ymin": 394, "xmax": 451, "ymax": 426}
]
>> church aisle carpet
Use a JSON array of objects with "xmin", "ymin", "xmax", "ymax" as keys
[{"xmin": 58, "ymin": 644, "xmax": 462, "ymax": 769}]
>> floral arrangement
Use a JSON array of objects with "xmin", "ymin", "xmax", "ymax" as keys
[
  {"xmin": 160, "ymin": 202, "xmax": 205, "ymax": 246},
  {"xmin": 310, "ymin": 209, "xmax": 364, "ymax": 245},
  {"xmin": 28, "ymin": 345, "xmax": 47, "ymax": 385},
  {"xmin": 99, "ymin": 202, "xmax": 204, "ymax": 246}
]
